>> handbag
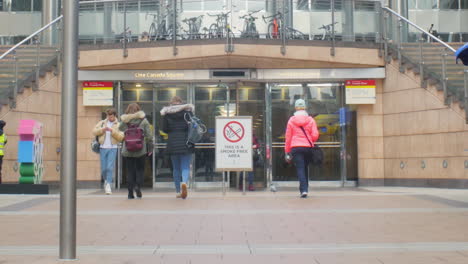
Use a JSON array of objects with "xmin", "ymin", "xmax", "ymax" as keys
[
  {"xmin": 299, "ymin": 126, "xmax": 323, "ymax": 165},
  {"xmin": 91, "ymin": 137, "xmax": 100, "ymax": 154},
  {"xmin": 91, "ymin": 122, "xmax": 104, "ymax": 154}
]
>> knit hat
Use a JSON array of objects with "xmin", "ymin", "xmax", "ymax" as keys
[{"xmin": 295, "ymin": 99, "xmax": 306, "ymax": 108}]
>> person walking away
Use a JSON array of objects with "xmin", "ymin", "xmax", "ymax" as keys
[
  {"xmin": 284, "ymin": 99, "xmax": 319, "ymax": 198},
  {"xmin": 119, "ymin": 103, "xmax": 153, "ymax": 199},
  {"xmin": 161, "ymin": 96, "xmax": 194, "ymax": 199},
  {"xmin": 92, "ymin": 109, "xmax": 124, "ymax": 194},
  {"xmin": 239, "ymin": 134, "xmax": 260, "ymax": 191},
  {"xmin": 0, "ymin": 120, "xmax": 7, "ymax": 184}
]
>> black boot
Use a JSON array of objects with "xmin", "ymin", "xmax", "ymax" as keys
[
  {"xmin": 135, "ymin": 185, "xmax": 142, "ymax": 199},
  {"xmin": 128, "ymin": 188, "xmax": 135, "ymax": 199}
]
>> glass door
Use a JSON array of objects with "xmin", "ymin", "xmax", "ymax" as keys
[
  {"xmin": 270, "ymin": 83, "xmax": 342, "ymax": 185},
  {"xmin": 192, "ymin": 83, "xmax": 235, "ymax": 188}
]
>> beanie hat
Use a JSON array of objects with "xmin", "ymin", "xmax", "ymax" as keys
[{"xmin": 295, "ymin": 99, "xmax": 306, "ymax": 108}]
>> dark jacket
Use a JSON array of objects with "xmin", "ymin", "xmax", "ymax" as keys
[
  {"xmin": 161, "ymin": 104, "xmax": 194, "ymax": 155},
  {"xmin": 119, "ymin": 111, "xmax": 153, "ymax": 158}
]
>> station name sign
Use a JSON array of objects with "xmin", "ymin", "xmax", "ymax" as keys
[{"xmin": 134, "ymin": 72, "xmax": 185, "ymax": 79}]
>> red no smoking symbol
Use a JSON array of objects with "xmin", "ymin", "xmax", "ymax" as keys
[{"xmin": 223, "ymin": 121, "xmax": 245, "ymax": 143}]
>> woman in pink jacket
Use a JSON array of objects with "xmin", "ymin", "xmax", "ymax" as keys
[{"xmin": 284, "ymin": 99, "xmax": 319, "ymax": 198}]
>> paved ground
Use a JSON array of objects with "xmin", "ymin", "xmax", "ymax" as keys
[{"xmin": 1, "ymin": 186, "xmax": 468, "ymax": 263}]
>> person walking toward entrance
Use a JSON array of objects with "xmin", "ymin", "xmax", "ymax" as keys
[
  {"xmin": 284, "ymin": 99, "xmax": 319, "ymax": 198},
  {"xmin": 119, "ymin": 103, "xmax": 153, "ymax": 199},
  {"xmin": 0, "ymin": 120, "xmax": 7, "ymax": 184},
  {"xmin": 161, "ymin": 96, "xmax": 194, "ymax": 199},
  {"xmin": 92, "ymin": 109, "xmax": 124, "ymax": 194}
]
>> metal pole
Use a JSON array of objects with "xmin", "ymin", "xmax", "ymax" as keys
[
  {"xmin": 418, "ymin": 36, "xmax": 425, "ymax": 88},
  {"xmin": 330, "ymin": 0, "xmax": 335, "ymax": 56},
  {"xmin": 59, "ymin": 0, "xmax": 78, "ymax": 258},
  {"xmin": 34, "ymin": 36, "xmax": 40, "ymax": 91},
  {"xmin": 383, "ymin": 13, "xmax": 388, "ymax": 63},
  {"xmin": 242, "ymin": 171, "xmax": 246, "ymax": 195},
  {"xmin": 464, "ymin": 69, "xmax": 468, "ymax": 124},
  {"xmin": 117, "ymin": 81, "xmax": 122, "ymax": 190},
  {"xmin": 280, "ymin": 0, "xmax": 286, "ymax": 55},
  {"xmin": 11, "ymin": 55, "xmax": 18, "ymax": 109},
  {"xmin": 265, "ymin": 83, "xmax": 272, "ymax": 190},
  {"xmin": 441, "ymin": 51, "xmax": 448, "ymax": 105},
  {"xmin": 397, "ymin": 18, "xmax": 403, "ymax": 72},
  {"xmin": 173, "ymin": 0, "xmax": 178, "ymax": 55},
  {"xmin": 123, "ymin": 1, "xmax": 128, "ymax": 57}
]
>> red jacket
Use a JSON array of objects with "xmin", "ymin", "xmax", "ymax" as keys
[{"xmin": 284, "ymin": 110, "xmax": 319, "ymax": 153}]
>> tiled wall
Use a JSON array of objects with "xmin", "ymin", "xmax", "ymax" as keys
[{"xmin": 358, "ymin": 60, "xmax": 468, "ymax": 187}]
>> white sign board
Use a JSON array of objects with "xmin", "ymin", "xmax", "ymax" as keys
[
  {"xmin": 82, "ymin": 81, "xmax": 114, "ymax": 106},
  {"xmin": 215, "ymin": 116, "xmax": 252, "ymax": 171},
  {"xmin": 345, "ymin": 80, "xmax": 376, "ymax": 104}
]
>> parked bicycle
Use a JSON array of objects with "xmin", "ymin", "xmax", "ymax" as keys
[
  {"xmin": 207, "ymin": 11, "xmax": 232, "ymax": 39},
  {"xmin": 425, "ymin": 24, "xmax": 440, "ymax": 42},
  {"xmin": 182, "ymin": 15, "xmax": 204, "ymax": 40},
  {"xmin": 262, "ymin": 12, "xmax": 308, "ymax": 40},
  {"xmin": 316, "ymin": 22, "xmax": 338, "ymax": 41},
  {"xmin": 240, "ymin": 10, "xmax": 260, "ymax": 39},
  {"xmin": 116, "ymin": 27, "xmax": 132, "ymax": 43}
]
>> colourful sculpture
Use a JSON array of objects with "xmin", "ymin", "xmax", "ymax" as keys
[{"xmin": 17, "ymin": 120, "xmax": 43, "ymax": 184}]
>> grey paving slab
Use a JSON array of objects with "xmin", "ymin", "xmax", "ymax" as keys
[{"xmin": 1, "ymin": 188, "xmax": 468, "ymax": 263}]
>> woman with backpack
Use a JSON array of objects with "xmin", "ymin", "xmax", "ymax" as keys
[
  {"xmin": 119, "ymin": 103, "xmax": 153, "ymax": 199},
  {"xmin": 160, "ymin": 96, "xmax": 194, "ymax": 199},
  {"xmin": 284, "ymin": 99, "xmax": 319, "ymax": 198}
]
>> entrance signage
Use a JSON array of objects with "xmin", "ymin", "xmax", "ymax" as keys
[
  {"xmin": 216, "ymin": 116, "xmax": 252, "ymax": 171},
  {"xmin": 345, "ymin": 80, "xmax": 376, "ymax": 104},
  {"xmin": 82, "ymin": 81, "xmax": 113, "ymax": 106}
]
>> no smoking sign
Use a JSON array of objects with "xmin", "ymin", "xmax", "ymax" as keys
[
  {"xmin": 216, "ymin": 116, "xmax": 252, "ymax": 171},
  {"xmin": 223, "ymin": 121, "xmax": 245, "ymax": 143}
]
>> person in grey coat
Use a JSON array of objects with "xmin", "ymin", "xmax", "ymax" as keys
[
  {"xmin": 119, "ymin": 103, "xmax": 153, "ymax": 199},
  {"xmin": 161, "ymin": 96, "xmax": 194, "ymax": 199}
]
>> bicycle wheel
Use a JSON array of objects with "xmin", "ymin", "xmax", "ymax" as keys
[
  {"xmin": 209, "ymin": 24, "xmax": 218, "ymax": 39},
  {"xmin": 148, "ymin": 23, "xmax": 157, "ymax": 42},
  {"xmin": 267, "ymin": 23, "xmax": 274, "ymax": 39},
  {"xmin": 251, "ymin": 24, "xmax": 259, "ymax": 39}
]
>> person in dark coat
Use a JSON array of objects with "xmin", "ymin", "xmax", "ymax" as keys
[{"xmin": 160, "ymin": 96, "xmax": 194, "ymax": 199}]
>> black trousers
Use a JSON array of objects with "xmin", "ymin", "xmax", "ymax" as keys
[
  {"xmin": 0, "ymin": 156, "xmax": 3, "ymax": 184},
  {"xmin": 125, "ymin": 156, "xmax": 145, "ymax": 193}
]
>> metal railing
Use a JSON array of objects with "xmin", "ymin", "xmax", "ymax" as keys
[
  {"xmin": 381, "ymin": 7, "xmax": 467, "ymax": 123},
  {"xmin": 0, "ymin": 15, "xmax": 62, "ymax": 108}
]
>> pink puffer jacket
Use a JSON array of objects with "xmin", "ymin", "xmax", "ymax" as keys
[{"xmin": 285, "ymin": 110, "xmax": 319, "ymax": 153}]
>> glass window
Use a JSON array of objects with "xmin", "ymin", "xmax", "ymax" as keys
[
  {"xmin": 12, "ymin": 0, "xmax": 32, "ymax": 11},
  {"xmin": 183, "ymin": 0, "xmax": 202, "ymax": 11},
  {"xmin": 139, "ymin": 90, "xmax": 153, "ymax": 101},
  {"xmin": 440, "ymin": 0, "xmax": 459, "ymax": 9},
  {"xmin": 248, "ymin": 0, "xmax": 265, "ymax": 11},
  {"xmin": 354, "ymin": 1, "xmax": 375, "ymax": 11},
  {"xmin": 311, "ymin": 0, "xmax": 342, "ymax": 10},
  {"xmin": 296, "ymin": 0, "xmax": 309, "ymax": 10},
  {"xmin": 462, "ymin": 0, "xmax": 468, "ymax": 8},
  {"xmin": 123, "ymin": 90, "xmax": 137, "ymax": 101},
  {"xmin": 205, "ymin": 0, "xmax": 223, "ymax": 10}
]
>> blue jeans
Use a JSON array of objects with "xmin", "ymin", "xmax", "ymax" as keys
[
  {"xmin": 239, "ymin": 171, "xmax": 254, "ymax": 185},
  {"xmin": 171, "ymin": 154, "xmax": 191, "ymax": 193},
  {"xmin": 100, "ymin": 148, "xmax": 117, "ymax": 184},
  {"xmin": 291, "ymin": 147, "xmax": 312, "ymax": 194}
]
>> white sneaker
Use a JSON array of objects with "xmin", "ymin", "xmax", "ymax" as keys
[
  {"xmin": 300, "ymin": 192, "xmax": 308, "ymax": 198},
  {"xmin": 105, "ymin": 183, "xmax": 112, "ymax": 195}
]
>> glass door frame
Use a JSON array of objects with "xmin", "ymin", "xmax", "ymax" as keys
[{"xmin": 266, "ymin": 82, "xmax": 356, "ymax": 188}]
